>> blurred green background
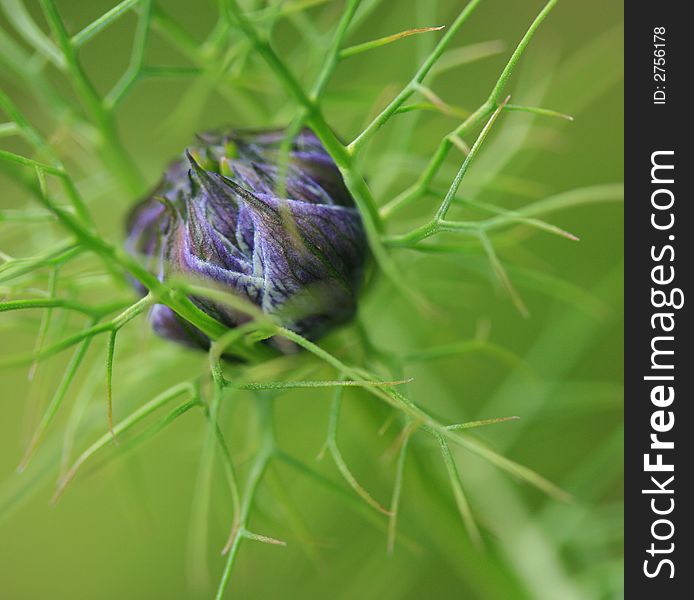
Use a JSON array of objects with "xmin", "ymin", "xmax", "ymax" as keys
[{"xmin": 1, "ymin": 1, "xmax": 623, "ymax": 599}]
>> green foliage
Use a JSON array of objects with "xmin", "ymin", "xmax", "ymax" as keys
[{"xmin": 0, "ymin": 1, "xmax": 623, "ymax": 599}]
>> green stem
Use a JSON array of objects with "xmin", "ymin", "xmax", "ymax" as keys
[
  {"xmin": 53, "ymin": 382, "xmax": 195, "ymax": 502},
  {"xmin": 104, "ymin": 0, "xmax": 153, "ymax": 109},
  {"xmin": 0, "ymin": 91, "xmax": 93, "ymax": 224},
  {"xmin": 310, "ymin": 0, "xmax": 361, "ymax": 99},
  {"xmin": 340, "ymin": 25, "xmax": 444, "ymax": 60},
  {"xmin": 39, "ymin": 0, "xmax": 145, "ymax": 194},
  {"xmin": 275, "ymin": 326, "xmax": 568, "ymax": 500},
  {"xmin": 434, "ymin": 98, "xmax": 508, "ymax": 222},
  {"xmin": 0, "ymin": 297, "xmax": 129, "ymax": 318},
  {"xmin": 348, "ymin": 0, "xmax": 482, "ymax": 154},
  {"xmin": 216, "ymin": 395, "xmax": 276, "ymax": 599},
  {"xmin": 380, "ymin": 0, "xmax": 559, "ymax": 220},
  {"xmin": 488, "ymin": 0, "xmax": 558, "ymax": 103},
  {"xmin": 71, "ymin": 0, "xmax": 140, "ymax": 48},
  {"xmin": 0, "ymin": 296, "xmax": 152, "ymax": 369}
]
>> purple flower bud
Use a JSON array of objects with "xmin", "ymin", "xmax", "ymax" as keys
[{"xmin": 125, "ymin": 128, "xmax": 367, "ymax": 352}]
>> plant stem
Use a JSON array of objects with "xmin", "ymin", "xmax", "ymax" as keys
[
  {"xmin": 380, "ymin": 0, "xmax": 559, "ymax": 220},
  {"xmin": 216, "ymin": 395, "xmax": 276, "ymax": 599},
  {"xmin": 348, "ymin": 0, "xmax": 482, "ymax": 154},
  {"xmin": 39, "ymin": 0, "xmax": 145, "ymax": 194}
]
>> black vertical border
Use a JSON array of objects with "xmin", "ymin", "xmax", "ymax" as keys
[{"xmin": 625, "ymin": 3, "xmax": 691, "ymax": 596}]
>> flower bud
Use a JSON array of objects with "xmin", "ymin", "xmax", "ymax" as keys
[{"xmin": 125, "ymin": 128, "xmax": 367, "ymax": 352}]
